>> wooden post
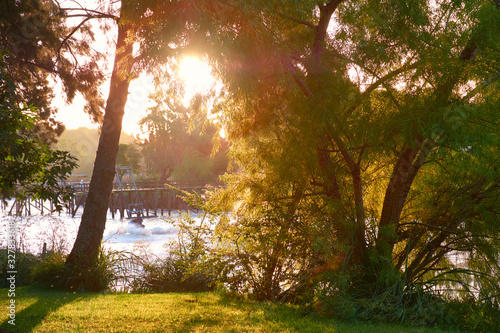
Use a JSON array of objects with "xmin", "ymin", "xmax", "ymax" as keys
[
  {"xmin": 167, "ymin": 190, "xmax": 172, "ymax": 216},
  {"xmin": 160, "ymin": 190, "xmax": 164, "ymax": 215}
]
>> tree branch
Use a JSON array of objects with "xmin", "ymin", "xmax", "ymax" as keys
[
  {"xmin": 344, "ymin": 62, "xmax": 419, "ymax": 116},
  {"xmin": 324, "ymin": 127, "xmax": 366, "ymax": 226},
  {"xmin": 312, "ymin": 0, "xmax": 345, "ymax": 62},
  {"xmin": 277, "ymin": 191, "xmax": 331, "ymax": 201},
  {"xmin": 318, "ymin": 144, "xmax": 372, "ymax": 153},
  {"xmin": 276, "ymin": 12, "xmax": 315, "ymax": 29},
  {"xmin": 283, "ymin": 56, "xmax": 315, "ymax": 98},
  {"xmin": 65, "ymin": 13, "xmax": 117, "ymax": 19},
  {"xmin": 60, "ymin": 7, "xmax": 118, "ymax": 20},
  {"xmin": 57, "ymin": 17, "xmax": 93, "ymax": 61},
  {"xmin": 461, "ymin": 70, "xmax": 500, "ymax": 102}
]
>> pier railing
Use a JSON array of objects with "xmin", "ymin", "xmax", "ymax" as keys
[
  {"xmin": 62, "ymin": 179, "xmax": 206, "ymax": 193},
  {"xmin": 6, "ymin": 179, "xmax": 213, "ymax": 218}
]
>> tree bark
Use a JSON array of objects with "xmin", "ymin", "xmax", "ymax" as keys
[
  {"xmin": 65, "ymin": 18, "xmax": 133, "ymax": 268},
  {"xmin": 375, "ymin": 36, "xmax": 482, "ymax": 262},
  {"xmin": 309, "ymin": 0, "xmax": 367, "ymax": 266}
]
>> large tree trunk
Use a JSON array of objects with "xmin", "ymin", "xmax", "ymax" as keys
[
  {"xmin": 375, "ymin": 38, "xmax": 481, "ymax": 265},
  {"xmin": 65, "ymin": 19, "xmax": 132, "ymax": 268}
]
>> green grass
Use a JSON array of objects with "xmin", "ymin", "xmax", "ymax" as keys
[{"xmin": 1, "ymin": 286, "xmax": 453, "ymax": 332}]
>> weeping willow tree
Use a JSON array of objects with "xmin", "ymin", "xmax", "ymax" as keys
[{"xmin": 157, "ymin": 0, "xmax": 500, "ymax": 304}]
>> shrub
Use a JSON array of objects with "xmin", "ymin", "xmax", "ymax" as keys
[
  {"xmin": 204, "ymin": 208, "xmax": 320, "ymax": 302},
  {"xmin": 0, "ymin": 249, "xmax": 37, "ymax": 287},
  {"xmin": 133, "ymin": 256, "xmax": 214, "ymax": 293},
  {"xmin": 31, "ymin": 248, "xmax": 137, "ymax": 292},
  {"xmin": 444, "ymin": 297, "xmax": 500, "ymax": 332},
  {"xmin": 132, "ymin": 212, "xmax": 216, "ymax": 293},
  {"xmin": 311, "ymin": 269, "xmax": 449, "ymax": 326},
  {"xmin": 311, "ymin": 268, "xmax": 500, "ymax": 332},
  {"xmin": 30, "ymin": 251, "xmax": 66, "ymax": 287}
]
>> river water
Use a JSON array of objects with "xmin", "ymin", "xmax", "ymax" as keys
[{"xmin": 0, "ymin": 202, "xmax": 199, "ymax": 257}]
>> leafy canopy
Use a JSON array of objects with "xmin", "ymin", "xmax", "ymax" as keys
[{"xmin": 0, "ymin": 53, "xmax": 77, "ymax": 209}]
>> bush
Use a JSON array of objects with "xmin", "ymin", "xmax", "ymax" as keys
[
  {"xmin": 0, "ymin": 249, "xmax": 37, "ymax": 287},
  {"xmin": 31, "ymin": 248, "xmax": 137, "ymax": 292},
  {"xmin": 204, "ymin": 208, "xmax": 319, "ymax": 302},
  {"xmin": 444, "ymin": 297, "xmax": 500, "ymax": 332},
  {"xmin": 311, "ymin": 268, "xmax": 500, "ymax": 332},
  {"xmin": 133, "ymin": 256, "xmax": 214, "ymax": 293},
  {"xmin": 132, "ymin": 212, "xmax": 216, "ymax": 293},
  {"xmin": 312, "ymin": 270, "xmax": 449, "ymax": 326},
  {"xmin": 30, "ymin": 251, "xmax": 66, "ymax": 287}
]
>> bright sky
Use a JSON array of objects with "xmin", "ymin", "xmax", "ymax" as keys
[
  {"xmin": 54, "ymin": 57, "xmax": 213, "ymax": 136},
  {"xmin": 53, "ymin": 0, "xmax": 215, "ymax": 136}
]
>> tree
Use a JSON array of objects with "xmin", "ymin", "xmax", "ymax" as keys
[
  {"xmin": 116, "ymin": 143, "xmax": 141, "ymax": 172},
  {"xmin": 0, "ymin": 0, "xmax": 106, "ymax": 144},
  {"xmin": 194, "ymin": 0, "xmax": 500, "ymax": 303},
  {"xmin": 63, "ymin": 0, "xmax": 223, "ymax": 287},
  {"xmin": 139, "ymin": 104, "xmax": 188, "ymax": 181},
  {"xmin": 138, "ymin": 99, "xmax": 229, "ymax": 183},
  {"xmin": 64, "ymin": 1, "xmax": 133, "ymax": 280},
  {"xmin": 0, "ymin": 52, "xmax": 77, "ymax": 207}
]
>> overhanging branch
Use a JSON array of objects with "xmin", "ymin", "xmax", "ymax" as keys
[
  {"xmin": 276, "ymin": 12, "xmax": 315, "ymax": 29},
  {"xmin": 344, "ymin": 62, "xmax": 419, "ymax": 116},
  {"xmin": 60, "ymin": 7, "xmax": 118, "ymax": 20}
]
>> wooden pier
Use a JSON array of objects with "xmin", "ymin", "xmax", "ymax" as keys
[{"xmin": 7, "ymin": 180, "xmax": 204, "ymax": 218}]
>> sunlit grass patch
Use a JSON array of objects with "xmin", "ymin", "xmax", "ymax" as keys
[{"xmin": 1, "ymin": 286, "xmax": 452, "ymax": 332}]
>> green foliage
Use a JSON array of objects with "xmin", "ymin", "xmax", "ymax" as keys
[
  {"xmin": 172, "ymin": 149, "xmax": 214, "ymax": 182},
  {"xmin": 30, "ymin": 252, "xmax": 66, "ymax": 287},
  {"xmin": 0, "ymin": 53, "xmax": 77, "ymax": 208},
  {"xmin": 313, "ymin": 270, "xmax": 449, "ymax": 326},
  {"xmin": 192, "ymin": 0, "xmax": 500, "ymax": 311},
  {"xmin": 180, "ymin": 188, "xmax": 335, "ymax": 303},
  {"xmin": 209, "ymin": 205, "xmax": 317, "ymax": 302},
  {"xmin": 116, "ymin": 143, "xmax": 142, "ymax": 172},
  {"xmin": 311, "ymin": 268, "xmax": 500, "ymax": 331},
  {"xmin": 31, "ymin": 248, "xmax": 133, "ymax": 292},
  {"xmin": 3, "ymin": 2, "xmax": 117, "ymax": 292},
  {"xmin": 133, "ymin": 256, "xmax": 214, "ymax": 293},
  {"xmin": 138, "ymin": 92, "xmax": 228, "ymax": 183},
  {"xmin": 133, "ymin": 212, "xmax": 216, "ymax": 293},
  {"xmin": 445, "ymin": 297, "xmax": 500, "ymax": 332},
  {"xmin": 0, "ymin": 249, "xmax": 37, "ymax": 287},
  {"xmin": 0, "ymin": 0, "xmax": 106, "ymax": 143}
]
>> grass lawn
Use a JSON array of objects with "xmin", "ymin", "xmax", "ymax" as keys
[{"xmin": 1, "ymin": 286, "xmax": 453, "ymax": 332}]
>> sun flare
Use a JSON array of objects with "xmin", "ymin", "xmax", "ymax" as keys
[{"xmin": 178, "ymin": 56, "xmax": 214, "ymax": 106}]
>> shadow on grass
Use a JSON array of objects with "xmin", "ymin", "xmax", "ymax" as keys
[
  {"xmin": 174, "ymin": 293, "xmax": 340, "ymax": 333},
  {"xmin": 211, "ymin": 295, "xmax": 432, "ymax": 333},
  {"xmin": 0, "ymin": 286, "xmax": 98, "ymax": 333}
]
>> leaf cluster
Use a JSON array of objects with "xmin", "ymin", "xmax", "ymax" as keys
[
  {"xmin": 0, "ymin": 0, "xmax": 107, "ymax": 143},
  {"xmin": 0, "ymin": 54, "xmax": 77, "ymax": 209}
]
